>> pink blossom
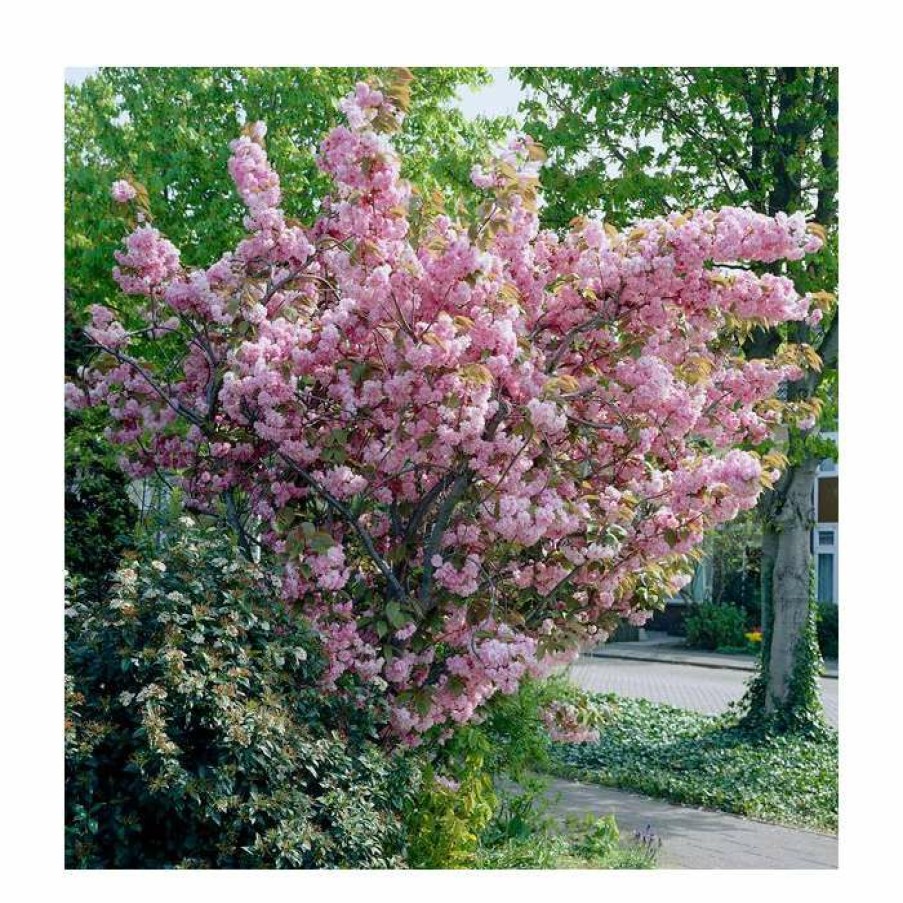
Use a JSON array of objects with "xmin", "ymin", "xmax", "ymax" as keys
[
  {"xmin": 111, "ymin": 179, "xmax": 137, "ymax": 203},
  {"xmin": 72, "ymin": 81, "xmax": 825, "ymax": 746}
]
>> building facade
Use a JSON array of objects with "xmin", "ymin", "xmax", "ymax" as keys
[{"xmin": 813, "ymin": 433, "xmax": 839, "ymax": 605}]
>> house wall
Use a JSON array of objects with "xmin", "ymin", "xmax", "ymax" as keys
[{"xmin": 813, "ymin": 434, "xmax": 839, "ymax": 605}]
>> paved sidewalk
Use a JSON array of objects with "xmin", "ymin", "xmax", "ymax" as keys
[
  {"xmin": 542, "ymin": 777, "xmax": 838, "ymax": 869},
  {"xmin": 590, "ymin": 632, "xmax": 838, "ymax": 679},
  {"xmin": 568, "ymin": 656, "xmax": 838, "ymax": 727}
]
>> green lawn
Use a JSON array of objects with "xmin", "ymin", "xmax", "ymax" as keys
[{"xmin": 547, "ymin": 694, "xmax": 838, "ymax": 834}]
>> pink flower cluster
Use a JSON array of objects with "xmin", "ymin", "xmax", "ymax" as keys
[
  {"xmin": 111, "ymin": 179, "xmax": 137, "ymax": 203},
  {"xmin": 541, "ymin": 700, "xmax": 600, "ymax": 744},
  {"xmin": 68, "ymin": 81, "xmax": 825, "ymax": 746},
  {"xmin": 112, "ymin": 226, "xmax": 181, "ymax": 296}
]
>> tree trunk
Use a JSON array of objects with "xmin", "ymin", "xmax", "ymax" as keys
[
  {"xmin": 761, "ymin": 457, "xmax": 820, "ymax": 713},
  {"xmin": 759, "ymin": 519, "xmax": 778, "ymax": 644}
]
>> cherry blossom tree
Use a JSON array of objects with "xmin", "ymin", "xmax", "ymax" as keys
[{"xmin": 67, "ymin": 78, "xmax": 827, "ymax": 746}]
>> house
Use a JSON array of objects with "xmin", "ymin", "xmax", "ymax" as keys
[
  {"xmin": 645, "ymin": 434, "xmax": 839, "ymax": 638},
  {"xmin": 813, "ymin": 433, "xmax": 838, "ymax": 605}
]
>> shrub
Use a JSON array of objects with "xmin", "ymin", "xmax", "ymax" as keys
[
  {"xmin": 476, "ymin": 788, "xmax": 659, "ymax": 869},
  {"xmin": 683, "ymin": 602, "xmax": 748, "ymax": 651},
  {"xmin": 708, "ymin": 509, "xmax": 762, "ymax": 619},
  {"xmin": 65, "ymin": 413, "xmax": 138, "ymax": 599},
  {"xmin": 817, "ymin": 602, "xmax": 839, "ymax": 659},
  {"xmin": 403, "ymin": 676, "xmax": 613, "ymax": 869},
  {"xmin": 403, "ymin": 738, "xmax": 497, "ymax": 869},
  {"xmin": 65, "ymin": 521, "xmax": 417, "ymax": 869}
]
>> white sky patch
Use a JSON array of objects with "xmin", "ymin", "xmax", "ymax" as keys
[
  {"xmin": 454, "ymin": 67, "xmax": 525, "ymax": 124},
  {"xmin": 65, "ymin": 67, "xmax": 98, "ymax": 86}
]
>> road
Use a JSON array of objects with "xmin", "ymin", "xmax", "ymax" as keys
[{"xmin": 566, "ymin": 655, "xmax": 838, "ymax": 728}]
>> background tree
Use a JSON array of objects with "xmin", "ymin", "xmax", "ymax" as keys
[{"xmin": 514, "ymin": 66, "xmax": 838, "ymax": 729}]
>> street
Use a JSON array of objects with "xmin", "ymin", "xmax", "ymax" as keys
[{"xmin": 567, "ymin": 656, "xmax": 839, "ymax": 728}]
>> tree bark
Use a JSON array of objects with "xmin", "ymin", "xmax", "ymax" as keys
[{"xmin": 763, "ymin": 458, "xmax": 819, "ymax": 712}]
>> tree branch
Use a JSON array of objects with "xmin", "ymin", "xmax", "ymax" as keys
[
  {"xmin": 277, "ymin": 451, "xmax": 420, "ymax": 615},
  {"xmin": 546, "ymin": 312, "xmax": 608, "ymax": 373},
  {"xmin": 419, "ymin": 468, "xmax": 471, "ymax": 606},
  {"xmin": 223, "ymin": 487, "xmax": 254, "ymax": 561},
  {"xmin": 89, "ymin": 339, "xmax": 205, "ymax": 427}
]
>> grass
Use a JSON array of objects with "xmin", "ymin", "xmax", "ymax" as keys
[
  {"xmin": 473, "ymin": 780, "xmax": 659, "ymax": 869},
  {"xmin": 475, "ymin": 830, "xmax": 658, "ymax": 869},
  {"xmin": 546, "ymin": 693, "xmax": 838, "ymax": 834}
]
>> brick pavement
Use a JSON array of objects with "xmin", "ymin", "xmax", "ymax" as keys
[{"xmin": 567, "ymin": 656, "xmax": 839, "ymax": 728}]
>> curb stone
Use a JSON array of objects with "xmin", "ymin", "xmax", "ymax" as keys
[{"xmin": 585, "ymin": 648, "xmax": 839, "ymax": 679}]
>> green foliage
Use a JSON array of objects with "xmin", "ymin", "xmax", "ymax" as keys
[
  {"xmin": 65, "ymin": 67, "xmax": 510, "ymax": 316},
  {"xmin": 684, "ymin": 603, "xmax": 749, "ymax": 651},
  {"xmin": 513, "ymin": 68, "xmax": 837, "ymax": 232},
  {"xmin": 708, "ymin": 510, "xmax": 762, "ymax": 616},
  {"xmin": 472, "ymin": 780, "xmax": 657, "ymax": 869},
  {"xmin": 475, "ymin": 675, "xmax": 611, "ymax": 778},
  {"xmin": 548, "ymin": 693, "xmax": 837, "ymax": 833},
  {"xmin": 477, "ymin": 777, "xmax": 555, "ymax": 857},
  {"xmin": 404, "ymin": 731, "xmax": 498, "ymax": 869},
  {"xmin": 740, "ymin": 566, "xmax": 827, "ymax": 736},
  {"xmin": 475, "ymin": 797, "xmax": 566, "ymax": 868},
  {"xmin": 817, "ymin": 602, "xmax": 839, "ymax": 660},
  {"xmin": 65, "ymin": 522, "xmax": 417, "ymax": 868},
  {"xmin": 65, "ymin": 407, "xmax": 138, "ymax": 599},
  {"xmin": 471, "ymin": 799, "xmax": 656, "ymax": 869},
  {"xmin": 474, "ymin": 681, "xmax": 555, "ymax": 779},
  {"xmin": 569, "ymin": 812, "xmax": 620, "ymax": 860},
  {"xmin": 404, "ymin": 677, "xmax": 626, "ymax": 869}
]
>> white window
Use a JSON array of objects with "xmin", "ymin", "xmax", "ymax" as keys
[{"xmin": 814, "ymin": 525, "xmax": 838, "ymax": 605}]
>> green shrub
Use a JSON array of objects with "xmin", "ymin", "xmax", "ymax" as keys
[
  {"xmin": 475, "ymin": 788, "xmax": 659, "ymax": 869},
  {"xmin": 404, "ymin": 741, "xmax": 498, "ymax": 869},
  {"xmin": 569, "ymin": 813, "xmax": 620, "ymax": 860},
  {"xmin": 65, "ymin": 408, "xmax": 138, "ymax": 600},
  {"xmin": 817, "ymin": 602, "xmax": 839, "ymax": 659},
  {"xmin": 684, "ymin": 603, "xmax": 748, "ymax": 651},
  {"xmin": 65, "ymin": 521, "xmax": 417, "ymax": 869},
  {"xmin": 708, "ymin": 509, "xmax": 762, "ymax": 618},
  {"xmin": 404, "ymin": 677, "xmax": 618, "ymax": 869}
]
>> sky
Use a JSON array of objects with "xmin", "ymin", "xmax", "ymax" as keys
[
  {"xmin": 455, "ymin": 67, "xmax": 525, "ymax": 122},
  {"xmin": 64, "ymin": 66, "xmax": 96, "ymax": 86}
]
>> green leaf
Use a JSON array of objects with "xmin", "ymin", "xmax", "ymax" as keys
[{"xmin": 385, "ymin": 600, "xmax": 408, "ymax": 630}]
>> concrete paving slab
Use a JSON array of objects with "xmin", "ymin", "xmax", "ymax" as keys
[{"xmin": 541, "ymin": 777, "xmax": 838, "ymax": 870}]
